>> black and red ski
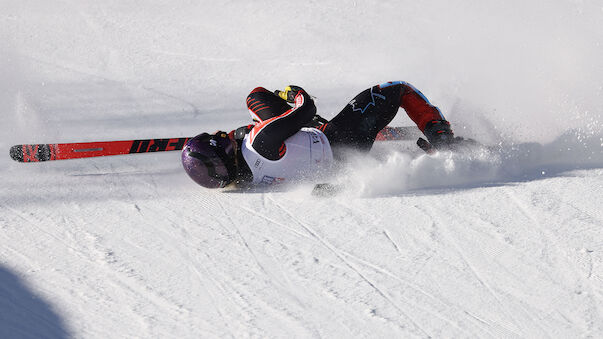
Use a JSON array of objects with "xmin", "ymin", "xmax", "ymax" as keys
[
  {"xmin": 10, "ymin": 137, "xmax": 190, "ymax": 163},
  {"xmin": 9, "ymin": 126, "xmax": 419, "ymax": 163}
]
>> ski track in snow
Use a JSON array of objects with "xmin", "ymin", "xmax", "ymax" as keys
[
  {"xmin": 2, "ymin": 1, "xmax": 603, "ymax": 338},
  {"xmin": 267, "ymin": 196, "xmax": 432, "ymax": 337}
]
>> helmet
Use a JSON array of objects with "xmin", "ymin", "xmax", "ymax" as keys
[{"xmin": 181, "ymin": 132, "xmax": 237, "ymax": 188}]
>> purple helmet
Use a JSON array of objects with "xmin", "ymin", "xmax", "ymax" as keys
[{"xmin": 181, "ymin": 132, "xmax": 237, "ymax": 188}]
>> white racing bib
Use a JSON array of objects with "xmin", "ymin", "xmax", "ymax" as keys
[{"xmin": 242, "ymin": 127, "xmax": 333, "ymax": 185}]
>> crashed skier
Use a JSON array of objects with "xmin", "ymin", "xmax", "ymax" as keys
[{"xmin": 181, "ymin": 81, "xmax": 472, "ymax": 188}]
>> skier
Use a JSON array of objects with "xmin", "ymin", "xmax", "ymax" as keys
[{"xmin": 181, "ymin": 81, "xmax": 469, "ymax": 188}]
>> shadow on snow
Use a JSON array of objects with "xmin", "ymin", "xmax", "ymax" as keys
[{"xmin": 0, "ymin": 266, "xmax": 70, "ymax": 339}]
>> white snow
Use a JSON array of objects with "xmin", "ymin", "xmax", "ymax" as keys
[{"xmin": 1, "ymin": 1, "xmax": 602, "ymax": 338}]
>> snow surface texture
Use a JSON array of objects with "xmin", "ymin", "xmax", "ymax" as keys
[{"xmin": 1, "ymin": 1, "xmax": 602, "ymax": 338}]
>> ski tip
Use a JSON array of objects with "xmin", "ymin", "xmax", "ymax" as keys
[
  {"xmin": 9, "ymin": 144, "xmax": 53, "ymax": 162},
  {"xmin": 9, "ymin": 145, "xmax": 24, "ymax": 162}
]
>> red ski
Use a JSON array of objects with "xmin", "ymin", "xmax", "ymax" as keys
[
  {"xmin": 10, "ymin": 137, "xmax": 190, "ymax": 163},
  {"xmin": 9, "ymin": 126, "xmax": 420, "ymax": 163}
]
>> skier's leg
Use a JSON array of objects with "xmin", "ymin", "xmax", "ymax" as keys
[
  {"xmin": 389, "ymin": 81, "xmax": 456, "ymax": 149},
  {"xmin": 322, "ymin": 83, "xmax": 403, "ymax": 154},
  {"xmin": 390, "ymin": 81, "xmax": 446, "ymax": 132},
  {"xmin": 322, "ymin": 81, "xmax": 449, "ymax": 156}
]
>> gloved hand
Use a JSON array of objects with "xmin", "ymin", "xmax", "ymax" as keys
[
  {"xmin": 274, "ymin": 85, "xmax": 304, "ymax": 103},
  {"xmin": 275, "ymin": 85, "xmax": 326, "ymax": 128}
]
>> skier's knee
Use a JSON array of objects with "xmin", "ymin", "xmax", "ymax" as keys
[{"xmin": 378, "ymin": 81, "xmax": 409, "ymax": 90}]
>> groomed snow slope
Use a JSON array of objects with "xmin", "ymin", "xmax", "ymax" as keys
[{"xmin": 1, "ymin": 1, "xmax": 602, "ymax": 338}]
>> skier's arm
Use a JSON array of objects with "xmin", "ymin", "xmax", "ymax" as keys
[
  {"xmin": 247, "ymin": 90, "xmax": 316, "ymax": 160},
  {"xmin": 246, "ymin": 87, "xmax": 292, "ymax": 123}
]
